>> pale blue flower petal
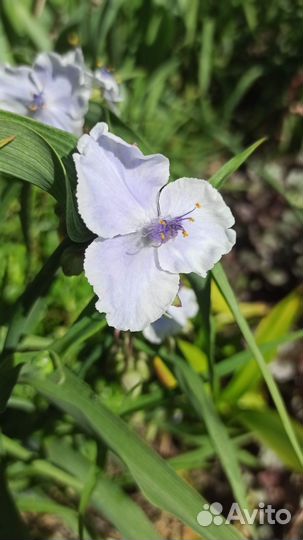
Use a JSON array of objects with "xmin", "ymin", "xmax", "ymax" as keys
[
  {"xmin": 143, "ymin": 285, "xmax": 198, "ymax": 343},
  {"xmin": 84, "ymin": 234, "xmax": 179, "ymax": 331},
  {"xmin": 74, "ymin": 122, "xmax": 170, "ymax": 238},
  {"xmin": 0, "ymin": 51, "xmax": 90, "ymax": 134},
  {"xmin": 142, "ymin": 315, "xmax": 181, "ymax": 344},
  {"xmin": 158, "ymin": 178, "xmax": 236, "ymax": 276},
  {"xmin": 167, "ymin": 286, "xmax": 199, "ymax": 326},
  {"xmin": 0, "ymin": 65, "xmax": 37, "ymax": 115},
  {"xmin": 91, "ymin": 67, "xmax": 124, "ymax": 112},
  {"xmin": 33, "ymin": 52, "xmax": 90, "ymax": 134}
]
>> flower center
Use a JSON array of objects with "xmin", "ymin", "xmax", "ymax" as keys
[
  {"xmin": 28, "ymin": 91, "xmax": 45, "ymax": 113},
  {"xmin": 142, "ymin": 203, "xmax": 201, "ymax": 247}
]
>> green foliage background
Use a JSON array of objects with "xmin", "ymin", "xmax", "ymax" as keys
[{"xmin": 0, "ymin": 1, "xmax": 302, "ymax": 539}]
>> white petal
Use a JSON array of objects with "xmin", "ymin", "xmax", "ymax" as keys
[
  {"xmin": 74, "ymin": 123, "xmax": 169, "ymax": 238},
  {"xmin": 167, "ymin": 285, "xmax": 199, "ymax": 325},
  {"xmin": 158, "ymin": 178, "xmax": 236, "ymax": 276},
  {"xmin": 84, "ymin": 234, "xmax": 179, "ymax": 331},
  {"xmin": 0, "ymin": 65, "xmax": 36, "ymax": 115},
  {"xmin": 143, "ymin": 316, "xmax": 181, "ymax": 344},
  {"xmin": 143, "ymin": 285, "xmax": 198, "ymax": 343},
  {"xmin": 33, "ymin": 52, "xmax": 90, "ymax": 134}
]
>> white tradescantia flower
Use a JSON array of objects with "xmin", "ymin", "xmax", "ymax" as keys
[
  {"xmin": 73, "ymin": 122, "xmax": 236, "ymax": 331},
  {"xmin": 143, "ymin": 285, "xmax": 199, "ymax": 343},
  {"xmin": 0, "ymin": 50, "xmax": 91, "ymax": 134}
]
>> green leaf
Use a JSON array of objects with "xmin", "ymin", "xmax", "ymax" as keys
[
  {"xmin": 238, "ymin": 409, "xmax": 303, "ymax": 473},
  {"xmin": 0, "ymin": 118, "xmax": 65, "ymax": 200},
  {"xmin": 0, "ymin": 111, "xmax": 89, "ymax": 242},
  {"xmin": 217, "ymin": 329, "xmax": 303, "ymax": 377},
  {"xmin": 0, "ymin": 135, "xmax": 16, "ymax": 149},
  {"xmin": 209, "ymin": 138, "xmax": 266, "ymax": 189},
  {"xmin": 224, "ymin": 66, "xmax": 263, "ymax": 120},
  {"xmin": 2, "ymin": 0, "xmax": 52, "ymax": 51},
  {"xmin": 23, "ymin": 366, "xmax": 243, "ymax": 540},
  {"xmin": 170, "ymin": 355, "xmax": 250, "ymax": 517},
  {"xmin": 188, "ymin": 274, "xmax": 214, "ymax": 381},
  {"xmin": 45, "ymin": 438, "xmax": 162, "ymax": 540},
  {"xmin": 15, "ymin": 492, "xmax": 91, "ymax": 540},
  {"xmin": 3, "ymin": 240, "xmax": 69, "ymax": 356},
  {"xmin": 223, "ymin": 287, "xmax": 303, "ymax": 399},
  {"xmin": 212, "ymin": 263, "xmax": 303, "ymax": 469},
  {"xmin": 177, "ymin": 339, "xmax": 208, "ymax": 374},
  {"xmin": 198, "ymin": 18, "xmax": 215, "ymax": 95},
  {"xmin": 0, "ymin": 358, "xmax": 22, "ymax": 413},
  {"xmin": 77, "ymin": 445, "xmax": 98, "ymax": 540},
  {"xmin": 50, "ymin": 298, "xmax": 106, "ymax": 358},
  {"xmin": 0, "ymin": 468, "xmax": 29, "ymax": 540},
  {"xmin": 0, "ymin": 111, "xmax": 77, "ymax": 161}
]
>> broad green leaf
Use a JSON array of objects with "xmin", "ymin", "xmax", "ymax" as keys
[
  {"xmin": 0, "ymin": 111, "xmax": 89, "ymax": 242},
  {"xmin": 23, "ymin": 366, "xmax": 243, "ymax": 540},
  {"xmin": 238, "ymin": 409, "xmax": 303, "ymax": 473},
  {"xmin": 209, "ymin": 138, "xmax": 266, "ymax": 189},
  {"xmin": 222, "ymin": 287, "xmax": 303, "ymax": 400},
  {"xmin": 0, "ymin": 119, "xmax": 65, "ymax": 200},
  {"xmin": 212, "ymin": 263, "xmax": 303, "ymax": 469},
  {"xmin": 0, "ymin": 135, "xmax": 15, "ymax": 149},
  {"xmin": 0, "ymin": 111, "xmax": 77, "ymax": 161}
]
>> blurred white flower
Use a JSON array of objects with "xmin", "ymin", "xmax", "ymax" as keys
[
  {"xmin": 143, "ymin": 285, "xmax": 199, "ymax": 343},
  {"xmin": 90, "ymin": 67, "xmax": 124, "ymax": 113},
  {"xmin": 0, "ymin": 50, "xmax": 90, "ymax": 134}
]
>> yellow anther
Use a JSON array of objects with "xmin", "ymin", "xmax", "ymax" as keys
[
  {"xmin": 188, "ymin": 217, "xmax": 195, "ymax": 222},
  {"xmin": 160, "ymin": 219, "xmax": 167, "ymax": 225},
  {"xmin": 161, "ymin": 232, "xmax": 165, "ymax": 241},
  {"xmin": 182, "ymin": 230, "xmax": 189, "ymax": 238},
  {"xmin": 28, "ymin": 104, "xmax": 38, "ymax": 112},
  {"xmin": 68, "ymin": 32, "xmax": 80, "ymax": 46},
  {"xmin": 195, "ymin": 202, "xmax": 202, "ymax": 208}
]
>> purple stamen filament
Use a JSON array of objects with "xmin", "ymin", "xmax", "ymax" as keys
[
  {"xmin": 143, "ymin": 203, "xmax": 201, "ymax": 247},
  {"xmin": 28, "ymin": 91, "xmax": 45, "ymax": 112}
]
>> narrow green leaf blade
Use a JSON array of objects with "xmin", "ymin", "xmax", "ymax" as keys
[
  {"xmin": 209, "ymin": 138, "xmax": 266, "ymax": 189},
  {"xmin": 171, "ymin": 356, "xmax": 250, "ymax": 516},
  {"xmin": 212, "ymin": 263, "xmax": 303, "ymax": 469}
]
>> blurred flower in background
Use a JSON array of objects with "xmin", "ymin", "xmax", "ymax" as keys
[
  {"xmin": 90, "ymin": 66, "xmax": 124, "ymax": 114},
  {"xmin": 0, "ymin": 51, "xmax": 90, "ymax": 134},
  {"xmin": 143, "ymin": 285, "xmax": 199, "ymax": 343}
]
